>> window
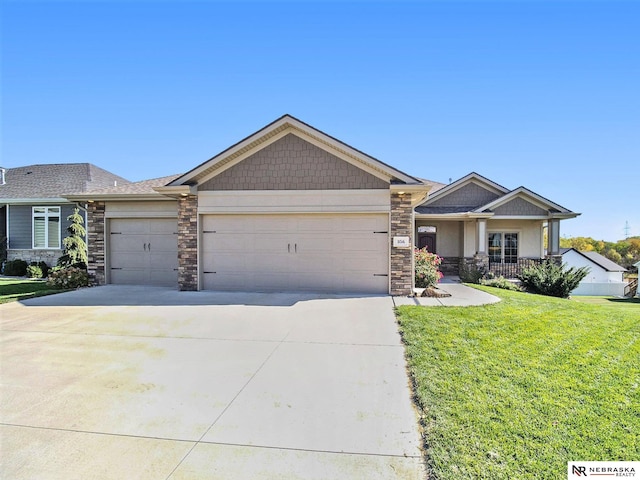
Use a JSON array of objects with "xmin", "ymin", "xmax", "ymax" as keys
[
  {"xmin": 488, "ymin": 232, "xmax": 518, "ymax": 264},
  {"xmin": 33, "ymin": 207, "xmax": 60, "ymax": 249}
]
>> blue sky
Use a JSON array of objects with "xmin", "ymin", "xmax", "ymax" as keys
[{"xmin": 2, "ymin": 0, "xmax": 638, "ymax": 241}]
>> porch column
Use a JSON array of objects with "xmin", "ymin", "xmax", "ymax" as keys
[
  {"xmin": 390, "ymin": 192, "xmax": 414, "ymax": 296},
  {"xmin": 476, "ymin": 218, "xmax": 487, "ymax": 254},
  {"xmin": 547, "ymin": 218, "xmax": 561, "ymax": 255},
  {"xmin": 177, "ymin": 194, "xmax": 198, "ymax": 291},
  {"xmin": 86, "ymin": 201, "xmax": 106, "ymax": 286}
]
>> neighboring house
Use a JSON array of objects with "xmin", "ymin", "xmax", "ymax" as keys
[
  {"xmin": 64, "ymin": 115, "xmax": 580, "ymax": 295},
  {"xmin": 0, "ymin": 164, "xmax": 129, "ymax": 266},
  {"xmin": 560, "ymin": 248, "xmax": 627, "ymax": 296},
  {"xmin": 635, "ymin": 261, "xmax": 640, "ymax": 298},
  {"xmin": 415, "ymin": 173, "xmax": 580, "ymax": 277}
]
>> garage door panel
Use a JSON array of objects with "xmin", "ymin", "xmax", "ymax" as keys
[
  {"xmin": 202, "ymin": 233, "xmax": 253, "ymax": 253},
  {"xmin": 111, "ymin": 252, "xmax": 147, "ymax": 269},
  {"xmin": 343, "ymin": 274, "xmax": 389, "ymax": 293},
  {"xmin": 149, "ymin": 219, "xmax": 178, "ymax": 234},
  {"xmin": 201, "ymin": 214, "xmax": 389, "ymax": 293},
  {"xmin": 109, "ymin": 218, "xmax": 178, "ymax": 287},
  {"xmin": 147, "ymin": 268, "xmax": 178, "ymax": 286},
  {"xmin": 110, "ymin": 219, "xmax": 147, "ymax": 234},
  {"xmin": 110, "ymin": 269, "xmax": 147, "ymax": 285},
  {"xmin": 146, "ymin": 235, "xmax": 178, "ymax": 253},
  {"xmin": 110, "ymin": 234, "xmax": 145, "ymax": 253},
  {"xmin": 341, "ymin": 216, "xmax": 388, "ymax": 232},
  {"xmin": 341, "ymin": 255, "xmax": 387, "ymax": 272},
  {"xmin": 149, "ymin": 252, "xmax": 178, "ymax": 270}
]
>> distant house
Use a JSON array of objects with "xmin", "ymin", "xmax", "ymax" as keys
[
  {"xmin": 560, "ymin": 248, "xmax": 627, "ymax": 296},
  {"xmin": 0, "ymin": 164, "xmax": 129, "ymax": 266}
]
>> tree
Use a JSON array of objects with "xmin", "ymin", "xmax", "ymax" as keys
[{"xmin": 57, "ymin": 208, "xmax": 88, "ymax": 268}]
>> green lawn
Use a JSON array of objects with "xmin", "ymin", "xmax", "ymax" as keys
[
  {"xmin": 396, "ymin": 286, "xmax": 639, "ymax": 479},
  {"xmin": 0, "ymin": 277, "xmax": 63, "ymax": 304}
]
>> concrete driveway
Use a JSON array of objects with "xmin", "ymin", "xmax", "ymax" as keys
[{"xmin": 0, "ymin": 286, "xmax": 425, "ymax": 479}]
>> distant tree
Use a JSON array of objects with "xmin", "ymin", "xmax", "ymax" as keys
[
  {"xmin": 57, "ymin": 208, "xmax": 88, "ymax": 268},
  {"xmin": 603, "ymin": 248, "xmax": 622, "ymax": 264},
  {"xmin": 560, "ymin": 235, "xmax": 640, "ymax": 269}
]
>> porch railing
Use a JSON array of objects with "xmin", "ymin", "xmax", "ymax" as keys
[
  {"xmin": 624, "ymin": 278, "xmax": 638, "ymax": 298},
  {"xmin": 489, "ymin": 258, "xmax": 543, "ymax": 279}
]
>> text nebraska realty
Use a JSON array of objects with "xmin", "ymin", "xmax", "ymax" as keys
[{"xmin": 573, "ymin": 465, "xmax": 636, "ymax": 477}]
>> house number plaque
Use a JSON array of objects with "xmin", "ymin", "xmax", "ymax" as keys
[{"xmin": 392, "ymin": 236, "xmax": 411, "ymax": 248}]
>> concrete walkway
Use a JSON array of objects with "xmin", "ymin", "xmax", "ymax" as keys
[
  {"xmin": 393, "ymin": 278, "xmax": 501, "ymax": 307},
  {"xmin": 0, "ymin": 287, "xmax": 425, "ymax": 480}
]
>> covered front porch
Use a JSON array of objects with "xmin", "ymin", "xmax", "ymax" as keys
[{"xmin": 414, "ymin": 217, "xmax": 565, "ymax": 279}]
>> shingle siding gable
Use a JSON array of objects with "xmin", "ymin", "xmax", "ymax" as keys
[
  {"xmin": 492, "ymin": 197, "xmax": 548, "ymax": 216},
  {"xmin": 198, "ymin": 134, "xmax": 388, "ymax": 191},
  {"xmin": 428, "ymin": 182, "xmax": 501, "ymax": 208}
]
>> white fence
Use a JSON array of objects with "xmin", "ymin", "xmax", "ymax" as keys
[{"xmin": 571, "ymin": 282, "xmax": 627, "ymax": 297}]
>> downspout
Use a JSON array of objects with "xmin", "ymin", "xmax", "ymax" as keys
[{"xmin": 5, "ymin": 204, "xmax": 9, "ymax": 249}]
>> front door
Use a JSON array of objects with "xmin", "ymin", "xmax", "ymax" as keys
[{"xmin": 418, "ymin": 233, "xmax": 436, "ymax": 253}]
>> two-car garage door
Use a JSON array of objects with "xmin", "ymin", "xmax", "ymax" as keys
[{"xmin": 201, "ymin": 214, "xmax": 389, "ymax": 293}]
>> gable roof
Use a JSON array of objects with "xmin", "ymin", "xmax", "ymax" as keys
[
  {"xmin": 560, "ymin": 248, "xmax": 627, "ymax": 272},
  {"xmin": 167, "ymin": 114, "xmax": 423, "ymax": 188},
  {"xmin": 477, "ymin": 186, "xmax": 577, "ymax": 218},
  {"xmin": 416, "ymin": 172, "xmax": 579, "ymax": 219},
  {"xmin": 0, "ymin": 163, "xmax": 130, "ymax": 202},
  {"xmin": 422, "ymin": 172, "xmax": 509, "ymax": 204}
]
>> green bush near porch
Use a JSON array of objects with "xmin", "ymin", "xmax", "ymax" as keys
[{"xmin": 396, "ymin": 286, "xmax": 639, "ymax": 479}]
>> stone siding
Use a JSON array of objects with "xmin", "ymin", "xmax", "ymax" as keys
[
  {"xmin": 439, "ymin": 257, "xmax": 460, "ymax": 275},
  {"xmin": 198, "ymin": 134, "xmax": 388, "ymax": 191},
  {"xmin": 177, "ymin": 195, "xmax": 198, "ymax": 291},
  {"xmin": 86, "ymin": 202, "xmax": 106, "ymax": 285},
  {"xmin": 6, "ymin": 249, "xmax": 62, "ymax": 266},
  {"xmin": 390, "ymin": 193, "xmax": 413, "ymax": 295}
]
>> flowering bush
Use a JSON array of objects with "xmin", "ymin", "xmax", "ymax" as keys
[
  {"xmin": 415, "ymin": 247, "xmax": 443, "ymax": 288},
  {"xmin": 47, "ymin": 266, "xmax": 90, "ymax": 290}
]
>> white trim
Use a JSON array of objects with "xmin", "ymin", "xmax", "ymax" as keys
[
  {"xmin": 32, "ymin": 206, "xmax": 61, "ymax": 249},
  {"xmin": 5, "ymin": 204, "xmax": 9, "ymax": 249}
]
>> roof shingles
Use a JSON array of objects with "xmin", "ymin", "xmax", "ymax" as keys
[{"xmin": 0, "ymin": 164, "xmax": 130, "ymax": 199}]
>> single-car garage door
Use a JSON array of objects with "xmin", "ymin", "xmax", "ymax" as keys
[
  {"xmin": 201, "ymin": 214, "xmax": 389, "ymax": 293},
  {"xmin": 109, "ymin": 218, "xmax": 178, "ymax": 286}
]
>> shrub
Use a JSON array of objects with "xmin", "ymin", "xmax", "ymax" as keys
[
  {"xmin": 517, "ymin": 260, "xmax": 589, "ymax": 298},
  {"xmin": 459, "ymin": 262, "xmax": 486, "ymax": 284},
  {"xmin": 46, "ymin": 266, "xmax": 90, "ymax": 289},
  {"xmin": 58, "ymin": 207, "xmax": 88, "ymax": 269},
  {"xmin": 3, "ymin": 259, "xmax": 28, "ymax": 276},
  {"xmin": 26, "ymin": 261, "xmax": 49, "ymax": 279},
  {"xmin": 481, "ymin": 276, "xmax": 521, "ymax": 291},
  {"xmin": 415, "ymin": 247, "xmax": 443, "ymax": 288}
]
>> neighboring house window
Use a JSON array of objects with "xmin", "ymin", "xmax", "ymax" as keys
[
  {"xmin": 33, "ymin": 207, "xmax": 61, "ymax": 249},
  {"xmin": 488, "ymin": 232, "xmax": 518, "ymax": 264}
]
